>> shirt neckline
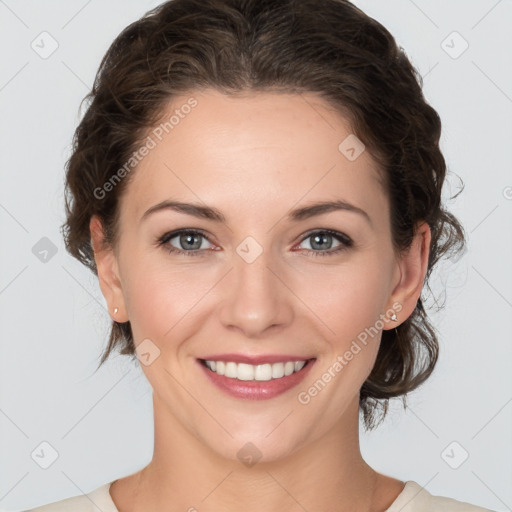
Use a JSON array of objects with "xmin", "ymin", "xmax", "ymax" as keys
[{"xmin": 96, "ymin": 479, "xmax": 422, "ymax": 511}]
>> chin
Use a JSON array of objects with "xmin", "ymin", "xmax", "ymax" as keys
[{"xmin": 199, "ymin": 425, "xmax": 309, "ymax": 467}]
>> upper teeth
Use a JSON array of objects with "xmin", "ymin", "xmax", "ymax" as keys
[{"xmin": 204, "ymin": 360, "xmax": 307, "ymax": 381}]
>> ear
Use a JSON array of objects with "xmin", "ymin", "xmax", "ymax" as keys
[
  {"xmin": 89, "ymin": 215, "xmax": 128, "ymax": 323},
  {"xmin": 384, "ymin": 221, "xmax": 431, "ymax": 328}
]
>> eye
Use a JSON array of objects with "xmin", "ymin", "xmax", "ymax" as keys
[
  {"xmin": 295, "ymin": 229, "xmax": 353, "ymax": 257},
  {"xmin": 156, "ymin": 229, "xmax": 215, "ymax": 257}
]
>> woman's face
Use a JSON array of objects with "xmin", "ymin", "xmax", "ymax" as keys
[{"xmin": 92, "ymin": 89, "xmax": 424, "ymax": 462}]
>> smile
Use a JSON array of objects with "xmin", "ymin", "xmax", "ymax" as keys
[
  {"xmin": 202, "ymin": 359, "xmax": 308, "ymax": 381},
  {"xmin": 198, "ymin": 358, "xmax": 316, "ymax": 400}
]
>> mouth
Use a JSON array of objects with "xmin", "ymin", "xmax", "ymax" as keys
[{"xmin": 197, "ymin": 357, "xmax": 316, "ymax": 400}]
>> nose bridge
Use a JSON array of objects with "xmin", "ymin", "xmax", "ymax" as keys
[
  {"xmin": 218, "ymin": 236, "xmax": 293, "ymax": 336},
  {"xmin": 235, "ymin": 241, "xmax": 274, "ymax": 292}
]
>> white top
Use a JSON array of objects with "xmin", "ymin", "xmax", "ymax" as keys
[{"xmin": 25, "ymin": 480, "xmax": 495, "ymax": 511}]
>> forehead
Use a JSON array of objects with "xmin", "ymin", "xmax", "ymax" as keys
[{"xmin": 121, "ymin": 89, "xmax": 385, "ymax": 222}]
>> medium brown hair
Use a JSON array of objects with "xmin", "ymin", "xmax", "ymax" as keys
[{"xmin": 61, "ymin": 0, "xmax": 465, "ymax": 431}]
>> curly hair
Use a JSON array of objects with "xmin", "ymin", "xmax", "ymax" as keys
[{"xmin": 60, "ymin": 0, "xmax": 465, "ymax": 431}]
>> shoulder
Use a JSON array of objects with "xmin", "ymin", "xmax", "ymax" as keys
[
  {"xmin": 24, "ymin": 482, "xmax": 118, "ymax": 512},
  {"xmin": 386, "ymin": 481, "xmax": 496, "ymax": 512}
]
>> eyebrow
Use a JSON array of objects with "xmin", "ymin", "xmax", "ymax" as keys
[{"xmin": 140, "ymin": 199, "xmax": 372, "ymax": 226}]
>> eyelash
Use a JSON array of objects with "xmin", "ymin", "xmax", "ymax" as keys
[{"xmin": 155, "ymin": 228, "xmax": 354, "ymax": 258}]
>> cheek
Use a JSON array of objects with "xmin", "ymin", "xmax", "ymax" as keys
[
  {"xmin": 299, "ymin": 260, "xmax": 391, "ymax": 400},
  {"xmin": 292, "ymin": 255, "xmax": 392, "ymax": 342},
  {"xmin": 121, "ymin": 255, "xmax": 220, "ymax": 343}
]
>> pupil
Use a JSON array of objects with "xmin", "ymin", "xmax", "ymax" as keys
[
  {"xmin": 312, "ymin": 233, "xmax": 331, "ymax": 250},
  {"xmin": 181, "ymin": 233, "xmax": 200, "ymax": 250}
]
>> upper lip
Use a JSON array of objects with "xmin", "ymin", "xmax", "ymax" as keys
[{"xmin": 199, "ymin": 353, "xmax": 315, "ymax": 365}]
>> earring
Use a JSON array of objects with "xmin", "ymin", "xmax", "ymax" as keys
[
  {"xmin": 113, "ymin": 307, "xmax": 118, "ymax": 315},
  {"xmin": 390, "ymin": 312, "xmax": 398, "ymax": 322}
]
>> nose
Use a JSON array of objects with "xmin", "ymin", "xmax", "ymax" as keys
[{"xmin": 218, "ymin": 248, "xmax": 294, "ymax": 338}]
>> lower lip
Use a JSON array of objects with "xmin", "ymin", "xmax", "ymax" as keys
[{"xmin": 197, "ymin": 359, "xmax": 316, "ymax": 400}]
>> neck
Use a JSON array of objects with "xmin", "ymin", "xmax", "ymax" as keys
[{"xmin": 123, "ymin": 393, "xmax": 383, "ymax": 512}]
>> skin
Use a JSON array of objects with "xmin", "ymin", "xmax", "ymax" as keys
[{"xmin": 90, "ymin": 89, "xmax": 431, "ymax": 512}]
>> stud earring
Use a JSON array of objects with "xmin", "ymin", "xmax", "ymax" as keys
[
  {"xmin": 114, "ymin": 307, "xmax": 118, "ymax": 315},
  {"xmin": 390, "ymin": 312, "xmax": 398, "ymax": 322}
]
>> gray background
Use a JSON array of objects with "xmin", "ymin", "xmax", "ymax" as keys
[{"xmin": 1, "ymin": 0, "xmax": 511, "ymax": 510}]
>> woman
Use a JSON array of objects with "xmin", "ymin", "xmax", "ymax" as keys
[{"xmin": 28, "ymin": 0, "xmax": 494, "ymax": 510}]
